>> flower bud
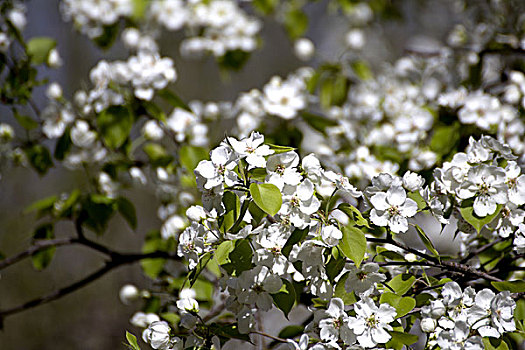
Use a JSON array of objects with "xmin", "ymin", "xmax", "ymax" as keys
[
  {"xmin": 47, "ymin": 48, "xmax": 63, "ymax": 68},
  {"xmin": 119, "ymin": 284, "xmax": 140, "ymax": 305},
  {"xmin": 0, "ymin": 124, "xmax": 15, "ymax": 143},
  {"xmin": 46, "ymin": 82, "xmax": 63, "ymax": 100},
  {"xmin": 294, "ymin": 38, "xmax": 315, "ymax": 61},
  {"xmin": 420, "ymin": 318, "xmax": 437, "ymax": 332}
]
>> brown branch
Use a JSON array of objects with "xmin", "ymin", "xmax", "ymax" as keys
[
  {"xmin": 0, "ymin": 238, "xmax": 73, "ymax": 270},
  {"xmin": 0, "ymin": 250, "xmax": 179, "ymax": 327},
  {"xmin": 460, "ymin": 237, "xmax": 504, "ymax": 264}
]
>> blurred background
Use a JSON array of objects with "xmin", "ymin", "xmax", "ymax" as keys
[{"xmin": 0, "ymin": 1, "xmax": 460, "ymax": 348}]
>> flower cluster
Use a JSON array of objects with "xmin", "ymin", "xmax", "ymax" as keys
[{"xmin": 421, "ymin": 282, "xmax": 516, "ymax": 350}]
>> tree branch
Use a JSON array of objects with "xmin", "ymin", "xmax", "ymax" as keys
[{"xmin": 0, "ymin": 250, "xmax": 179, "ymax": 327}]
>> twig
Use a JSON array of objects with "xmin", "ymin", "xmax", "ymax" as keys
[
  {"xmin": 250, "ymin": 331, "xmax": 288, "ymax": 343},
  {"xmin": 0, "ymin": 237, "xmax": 73, "ymax": 270}
]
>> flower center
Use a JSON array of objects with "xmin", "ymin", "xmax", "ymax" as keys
[
  {"xmin": 388, "ymin": 206, "xmax": 400, "ymax": 216},
  {"xmin": 366, "ymin": 315, "xmax": 378, "ymax": 328},
  {"xmin": 276, "ymin": 164, "xmax": 285, "ymax": 175}
]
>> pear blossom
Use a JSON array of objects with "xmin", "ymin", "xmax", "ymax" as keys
[
  {"xmin": 348, "ymin": 297, "xmax": 396, "ymax": 348},
  {"xmin": 279, "ymin": 179, "xmax": 321, "ymax": 228},
  {"xmin": 265, "ymin": 152, "xmax": 302, "ymax": 190},
  {"xmin": 369, "ymin": 186, "xmax": 418, "ymax": 233},
  {"xmin": 237, "ymin": 266, "xmax": 282, "ymax": 311},
  {"xmin": 195, "ymin": 145, "xmax": 238, "ymax": 189},
  {"xmin": 142, "ymin": 321, "xmax": 179, "ymax": 350},
  {"xmin": 344, "ymin": 263, "xmax": 386, "ymax": 294},
  {"xmin": 318, "ymin": 298, "xmax": 356, "ymax": 345},
  {"xmin": 227, "ymin": 132, "xmax": 273, "ymax": 168},
  {"xmin": 261, "ymin": 76, "xmax": 306, "ymax": 120},
  {"xmin": 456, "ymin": 164, "xmax": 508, "ymax": 217}
]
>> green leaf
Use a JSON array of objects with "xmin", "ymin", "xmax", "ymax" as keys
[
  {"xmin": 215, "ymin": 240, "xmax": 235, "ymax": 265},
  {"xmin": 221, "ymin": 239, "xmax": 253, "ymax": 276},
  {"xmin": 379, "ymin": 292, "xmax": 416, "ymax": 318},
  {"xmin": 141, "ymin": 230, "xmax": 168, "ymax": 279},
  {"xmin": 491, "ymin": 281, "xmax": 525, "ymax": 293},
  {"xmin": 272, "ymin": 279, "xmax": 296, "ymax": 318},
  {"xmin": 338, "ymin": 226, "xmax": 367, "ymax": 267},
  {"xmin": 386, "ymin": 331, "xmax": 418, "ymax": 349},
  {"xmin": 80, "ymin": 194, "xmax": 116, "ymax": 234},
  {"xmin": 301, "ymin": 112, "xmax": 339, "ymax": 134},
  {"xmin": 188, "ymin": 252, "xmax": 213, "ymax": 287},
  {"xmin": 249, "ymin": 183, "xmax": 282, "ymax": 217},
  {"xmin": 131, "ymin": 0, "xmax": 148, "ymax": 20},
  {"xmin": 284, "ymin": 8, "xmax": 308, "ymax": 40},
  {"xmin": 483, "ymin": 337, "xmax": 509, "ymax": 350},
  {"xmin": 142, "ymin": 100, "xmax": 166, "ymax": 122},
  {"xmin": 430, "ymin": 123, "xmax": 460, "ymax": 156},
  {"xmin": 459, "ymin": 200, "xmax": 502, "ymax": 233},
  {"xmin": 27, "ymin": 37, "xmax": 56, "ymax": 64},
  {"xmin": 220, "ymin": 191, "xmax": 241, "ymax": 232},
  {"xmin": 93, "ymin": 23, "xmax": 120, "ymax": 49},
  {"xmin": 126, "ymin": 331, "xmax": 141, "ymax": 350},
  {"xmin": 160, "ymin": 312, "xmax": 180, "ymax": 327},
  {"xmin": 31, "ymin": 224, "xmax": 55, "ymax": 271},
  {"xmin": 143, "ymin": 143, "xmax": 173, "ymax": 167},
  {"xmin": 179, "ymin": 145, "xmax": 208, "ymax": 171},
  {"xmin": 252, "ymin": 0, "xmax": 278, "ymax": 14},
  {"xmin": 14, "ymin": 112, "xmax": 38, "ymax": 130},
  {"xmin": 25, "ymin": 144, "xmax": 53, "ymax": 175},
  {"xmin": 326, "ymin": 255, "xmax": 346, "ymax": 283},
  {"xmin": 157, "ymin": 89, "xmax": 191, "ymax": 111},
  {"xmin": 116, "ymin": 197, "xmax": 137, "ymax": 230},
  {"xmin": 278, "ymin": 325, "xmax": 304, "ymax": 339},
  {"xmin": 248, "ymin": 200, "xmax": 266, "ymax": 225},
  {"xmin": 24, "ymin": 195, "xmax": 57, "ymax": 214},
  {"xmin": 54, "ymin": 128, "xmax": 72, "ymax": 161},
  {"xmin": 319, "ymin": 77, "xmax": 334, "ymax": 109},
  {"xmin": 334, "ymin": 272, "xmax": 358, "ymax": 305},
  {"xmin": 97, "ymin": 106, "xmax": 133, "ymax": 149},
  {"xmin": 387, "ymin": 274, "xmax": 416, "ymax": 296},
  {"xmin": 351, "ymin": 60, "xmax": 373, "ymax": 80},
  {"xmin": 415, "ymin": 224, "xmax": 439, "ymax": 259},
  {"xmin": 337, "ymin": 203, "xmax": 370, "ymax": 227},
  {"xmin": 407, "ymin": 191, "xmax": 426, "ymax": 211},
  {"xmin": 282, "ymin": 228, "xmax": 308, "ymax": 258},
  {"xmin": 267, "ymin": 144, "xmax": 296, "ymax": 155},
  {"xmin": 217, "ymin": 49, "xmax": 250, "ymax": 71},
  {"xmin": 208, "ymin": 324, "xmax": 252, "ymax": 344}
]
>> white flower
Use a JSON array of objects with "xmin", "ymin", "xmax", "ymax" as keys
[
  {"xmin": 505, "ymin": 161, "xmax": 525, "ymax": 206},
  {"xmin": 161, "ymin": 215, "xmax": 187, "ymax": 240},
  {"xmin": 130, "ymin": 312, "xmax": 160, "ymax": 328},
  {"xmin": 227, "ymin": 132, "xmax": 273, "ymax": 168},
  {"xmin": 344, "ymin": 263, "xmax": 386, "ymax": 294},
  {"xmin": 47, "ymin": 48, "xmax": 63, "ymax": 68},
  {"xmin": 318, "ymin": 298, "xmax": 355, "ymax": 345},
  {"xmin": 71, "ymin": 120, "xmax": 97, "ymax": 148},
  {"xmin": 142, "ymin": 321, "xmax": 172, "ymax": 349},
  {"xmin": 149, "ymin": 0, "xmax": 188, "ymax": 31},
  {"xmin": 369, "ymin": 186, "xmax": 418, "ymax": 233},
  {"xmin": 261, "ymin": 76, "xmax": 306, "ymax": 120},
  {"xmin": 0, "ymin": 123, "xmax": 14, "ymax": 143},
  {"xmin": 456, "ymin": 164, "xmax": 508, "ymax": 217},
  {"xmin": 294, "ymin": 38, "xmax": 315, "ymax": 61},
  {"xmin": 255, "ymin": 224, "xmax": 294, "ymax": 275},
  {"xmin": 265, "ymin": 151, "xmax": 302, "ymax": 190},
  {"xmin": 437, "ymin": 321, "xmax": 483, "ymax": 350},
  {"xmin": 345, "ymin": 29, "xmax": 365, "ymax": 49},
  {"xmin": 402, "ymin": 171, "xmax": 425, "ymax": 192},
  {"xmin": 237, "ymin": 266, "xmax": 282, "ymax": 311},
  {"xmin": 420, "ymin": 318, "xmax": 437, "ymax": 332},
  {"xmin": 458, "ymin": 91, "xmax": 502, "ymax": 130},
  {"xmin": 515, "ymin": 223, "xmax": 525, "ymax": 254},
  {"xmin": 279, "ymin": 179, "xmax": 321, "ymax": 228},
  {"xmin": 142, "ymin": 120, "xmax": 164, "ymax": 140},
  {"xmin": 119, "ymin": 284, "xmax": 140, "ymax": 305},
  {"xmin": 46, "ymin": 83, "xmax": 63, "ymax": 100},
  {"xmin": 321, "ymin": 225, "xmax": 343, "ymax": 247},
  {"xmin": 0, "ymin": 32, "xmax": 11, "ymax": 53},
  {"xmin": 195, "ymin": 145, "xmax": 238, "ymax": 189},
  {"xmin": 348, "ymin": 297, "xmax": 396, "ymax": 348}
]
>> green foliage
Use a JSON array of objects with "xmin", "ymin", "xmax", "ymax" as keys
[
  {"xmin": 220, "ymin": 191, "xmax": 241, "ymax": 232},
  {"xmin": 334, "ymin": 272, "xmax": 358, "ymax": 305},
  {"xmin": 338, "ymin": 226, "xmax": 367, "ymax": 267},
  {"xmin": 414, "ymin": 224, "xmax": 440, "ymax": 260},
  {"xmin": 80, "ymin": 194, "xmax": 116, "ymax": 234},
  {"xmin": 125, "ymin": 331, "xmax": 141, "ymax": 350},
  {"xmin": 337, "ymin": 203, "xmax": 370, "ymax": 227},
  {"xmin": 25, "ymin": 144, "xmax": 53, "ymax": 175},
  {"xmin": 54, "ymin": 128, "xmax": 72, "ymax": 161},
  {"xmin": 143, "ymin": 143, "xmax": 173, "ymax": 167},
  {"xmin": 116, "ymin": 197, "xmax": 137, "ymax": 230},
  {"xmin": 97, "ymin": 106, "xmax": 134, "ymax": 149},
  {"xmin": 249, "ymin": 183, "xmax": 282, "ymax": 216},
  {"xmin": 278, "ymin": 325, "xmax": 304, "ymax": 339},
  {"xmin": 93, "ymin": 23, "xmax": 120, "ymax": 49},
  {"xmin": 301, "ymin": 111, "xmax": 339, "ymax": 134},
  {"xmin": 491, "ymin": 280, "xmax": 525, "ymax": 293},
  {"xmin": 27, "ymin": 37, "xmax": 56, "ymax": 65},
  {"xmin": 379, "ymin": 292, "xmax": 416, "ymax": 318},
  {"xmin": 284, "ymin": 8, "xmax": 308, "ymax": 40},
  {"xmin": 187, "ymin": 252, "xmax": 213, "ymax": 287},
  {"xmin": 351, "ymin": 60, "xmax": 373, "ymax": 80},
  {"xmin": 483, "ymin": 337, "xmax": 509, "ymax": 350},
  {"xmin": 272, "ymin": 279, "xmax": 296, "ymax": 317},
  {"xmin": 220, "ymin": 239, "xmax": 254, "ymax": 276},
  {"xmin": 386, "ymin": 331, "xmax": 418, "ymax": 350},
  {"xmin": 387, "ymin": 274, "xmax": 416, "ymax": 296},
  {"xmin": 13, "ymin": 110, "xmax": 38, "ymax": 130},
  {"xmin": 31, "ymin": 223, "xmax": 55, "ymax": 271},
  {"xmin": 157, "ymin": 89, "xmax": 191, "ymax": 111},
  {"xmin": 430, "ymin": 123, "xmax": 460, "ymax": 157},
  {"xmin": 252, "ymin": 0, "xmax": 278, "ymax": 14},
  {"xmin": 179, "ymin": 145, "xmax": 208, "ymax": 171},
  {"xmin": 459, "ymin": 199, "xmax": 502, "ymax": 233},
  {"xmin": 141, "ymin": 230, "xmax": 170, "ymax": 279},
  {"xmin": 217, "ymin": 50, "xmax": 251, "ymax": 71}
]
